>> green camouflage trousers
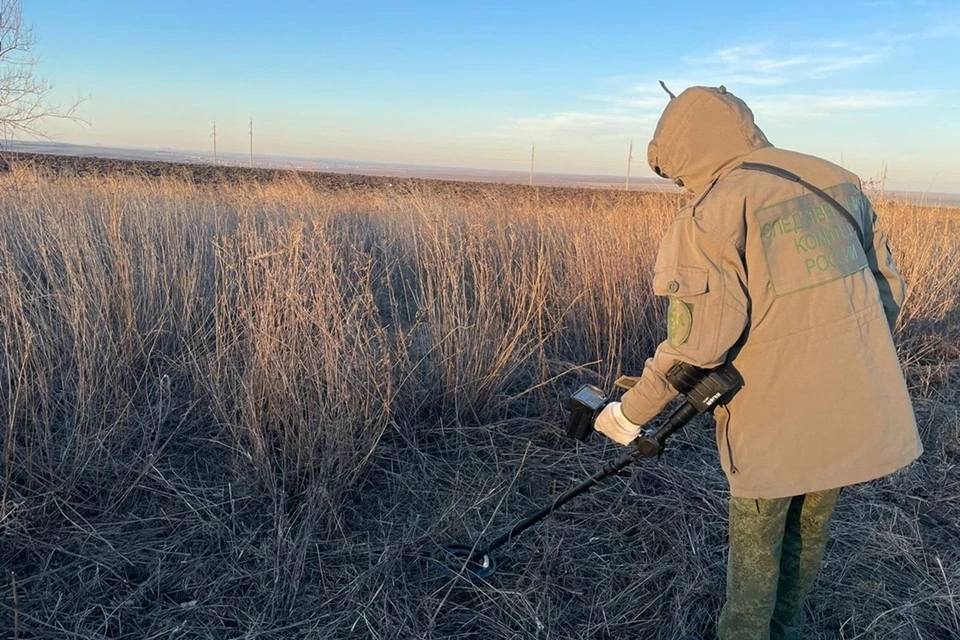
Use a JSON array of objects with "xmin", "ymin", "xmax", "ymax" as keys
[{"xmin": 718, "ymin": 488, "xmax": 842, "ymax": 640}]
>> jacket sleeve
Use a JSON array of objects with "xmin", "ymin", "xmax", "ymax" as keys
[
  {"xmin": 620, "ymin": 212, "xmax": 749, "ymax": 425},
  {"xmin": 861, "ymin": 195, "xmax": 906, "ymax": 333}
]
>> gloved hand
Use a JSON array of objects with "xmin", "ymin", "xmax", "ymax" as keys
[{"xmin": 593, "ymin": 401, "xmax": 643, "ymax": 446}]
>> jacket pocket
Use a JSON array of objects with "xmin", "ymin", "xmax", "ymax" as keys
[
  {"xmin": 653, "ymin": 266, "xmax": 709, "ymax": 350},
  {"xmin": 716, "ymin": 404, "xmax": 739, "ymax": 475}
]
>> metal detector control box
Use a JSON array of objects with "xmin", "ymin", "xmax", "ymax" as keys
[{"xmin": 565, "ymin": 384, "xmax": 608, "ymax": 441}]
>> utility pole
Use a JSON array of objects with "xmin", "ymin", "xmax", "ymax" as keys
[
  {"xmin": 248, "ymin": 117, "xmax": 253, "ymax": 168},
  {"xmin": 212, "ymin": 121, "xmax": 217, "ymax": 166},
  {"xmin": 625, "ymin": 139, "xmax": 633, "ymax": 191},
  {"xmin": 529, "ymin": 142, "xmax": 535, "ymax": 186}
]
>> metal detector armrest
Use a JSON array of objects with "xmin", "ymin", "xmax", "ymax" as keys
[{"xmin": 633, "ymin": 363, "xmax": 743, "ymax": 458}]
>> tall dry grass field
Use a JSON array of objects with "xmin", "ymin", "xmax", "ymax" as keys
[{"xmin": 0, "ymin": 167, "xmax": 957, "ymax": 639}]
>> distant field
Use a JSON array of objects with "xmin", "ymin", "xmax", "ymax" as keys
[
  {"xmin": 10, "ymin": 144, "xmax": 959, "ymax": 205},
  {"xmin": 0, "ymin": 158, "xmax": 957, "ymax": 639},
  {"xmin": 5, "ymin": 145, "xmax": 675, "ymax": 191}
]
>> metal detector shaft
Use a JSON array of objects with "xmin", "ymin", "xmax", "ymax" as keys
[
  {"xmin": 475, "ymin": 447, "xmax": 637, "ymax": 559},
  {"xmin": 471, "ymin": 401, "xmax": 699, "ymax": 561}
]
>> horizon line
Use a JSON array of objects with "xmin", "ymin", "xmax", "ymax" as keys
[{"xmin": 4, "ymin": 140, "xmax": 959, "ymax": 200}]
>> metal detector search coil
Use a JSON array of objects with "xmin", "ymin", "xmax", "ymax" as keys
[{"xmin": 433, "ymin": 542, "xmax": 496, "ymax": 580}]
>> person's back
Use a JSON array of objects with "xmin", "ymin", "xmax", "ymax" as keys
[
  {"xmin": 593, "ymin": 85, "xmax": 922, "ymax": 639},
  {"xmin": 696, "ymin": 146, "xmax": 921, "ymax": 498}
]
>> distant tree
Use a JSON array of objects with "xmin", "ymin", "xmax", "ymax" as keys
[{"xmin": 0, "ymin": 0, "xmax": 82, "ymax": 141}]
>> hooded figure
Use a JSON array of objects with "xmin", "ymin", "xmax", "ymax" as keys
[{"xmin": 594, "ymin": 86, "xmax": 922, "ymax": 640}]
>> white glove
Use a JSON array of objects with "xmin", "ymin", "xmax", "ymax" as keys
[{"xmin": 594, "ymin": 401, "xmax": 643, "ymax": 446}]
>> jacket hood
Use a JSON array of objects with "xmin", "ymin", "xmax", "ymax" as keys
[{"xmin": 648, "ymin": 85, "xmax": 772, "ymax": 195}]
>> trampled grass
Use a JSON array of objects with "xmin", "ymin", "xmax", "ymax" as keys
[{"xmin": 0, "ymin": 166, "xmax": 957, "ymax": 638}]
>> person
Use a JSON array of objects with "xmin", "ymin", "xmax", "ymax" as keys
[{"xmin": 592, "ymin": 85, "xmax": 923, "ymax": 640}]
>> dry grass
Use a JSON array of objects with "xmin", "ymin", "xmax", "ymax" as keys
[{"xmin": 0, "ymin": 167, "xmax": 956, "ymax": 639}]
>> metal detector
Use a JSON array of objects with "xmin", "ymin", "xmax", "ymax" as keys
[{"xmin": 433, "ymin": 362, "xmax": 742, "ymax": 581}]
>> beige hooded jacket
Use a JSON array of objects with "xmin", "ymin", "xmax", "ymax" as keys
[{"xmin": 620, "ymin": 86, "xmax": 922, "ymax": 499}]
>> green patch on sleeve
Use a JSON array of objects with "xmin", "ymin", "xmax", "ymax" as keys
[{"xmin": 667, "ymin": 297, "xmax": 694, "ymax": 347}]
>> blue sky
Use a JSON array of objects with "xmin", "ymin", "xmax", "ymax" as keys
[{"xmin": 24, "ymin": 0, "xmax": 960, "ymax": 192}]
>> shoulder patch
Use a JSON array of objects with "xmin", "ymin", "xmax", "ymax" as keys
[{"xmin": 667, "ymin": 297, "xmax": 694, "ymax": 347}]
